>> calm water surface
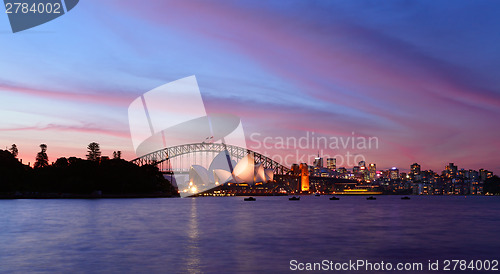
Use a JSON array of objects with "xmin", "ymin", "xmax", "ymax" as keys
[{"xmin": 1, "ymin": 196, "xmax": 499, "ymax": 273}]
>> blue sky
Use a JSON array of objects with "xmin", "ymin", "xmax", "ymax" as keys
[{"xmin": 1, "ymin": 0, "xmax": 499, "ymax": 173}]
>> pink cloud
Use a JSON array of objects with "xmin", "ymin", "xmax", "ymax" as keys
[
  {"xmin": 0, "ymin": 82, "xmax": 135, "ymax": 107},
  {"xmin": 87, "ymin": 1, "xmax": 500, "ymax": 174},
  {"xmin": 0, "ymin": 123, "xmax": 130, "ymax": 139}
]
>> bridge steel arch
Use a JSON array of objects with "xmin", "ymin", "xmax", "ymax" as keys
[{"xmin": 130, "ymin": 143, "xmax": 291, "ymax": 175}]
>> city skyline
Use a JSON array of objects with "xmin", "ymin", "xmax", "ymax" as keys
[
  {"xmin": 1, "ymin": 1, "xmax": 500, "ymax": 174},
  {"xmin": 3, "ymin": 140, "xmax": 495, "ymax": 179}
]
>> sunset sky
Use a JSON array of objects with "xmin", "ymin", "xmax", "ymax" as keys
[{"xmin": 1, "ymin": 0, "xmax": 499, "ymax": 174}]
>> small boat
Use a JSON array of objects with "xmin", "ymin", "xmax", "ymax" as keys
[
  {"xmin": 315, "ymin": 192, "xmax": 321, "ymax": 197},
  {"xmin": 289, "ymin": 196, "xmax": 300, "ymax": 201},
  {"xmin": 244, "ymin": 197, "xmax": 256, "ymax": 201},
  {"xmin": 329, "ymin": 196, "xmax": 340, "ymax": 200},
  {"xmin": 366, "ymin": 196, "xmax": 377, "ymax": 200},
  {"xmin": 401, "ymin": 196, "xmax": 411, "ymax": 200}
]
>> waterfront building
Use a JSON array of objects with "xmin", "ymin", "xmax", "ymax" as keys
[
  {"xmin": 358, "ymin": 161, "xmax": 366, "ymax": 168},
  {"xmin": 327, "ymin": 158, "xmax": 336, "ymax": 171},
  {"xmin": 313, "ymin": 153, "xmax": 323, "ymax": 168},
  {"xmin": 390, "ymin": 167, "xmax": 399, "ymax": 180},
  {"xmin": 189, "ymin": 152, "xmax": 274, "ymax": 194},
  {"xmin": 299, "ymin": 163, "xmax": 310, "ymax": 192},
  {"xmin": 479, "ymin": 169, "xmax": 493, "ymax": 182},
  {"xmin": 445, "ymin": 163, "xmax": 458, "ymax": 178},
  {"xmin": 410, "ymin": 163, "xmax": 422, "ymax": 181},
  {"xmin": 411, "ymin": 163, "xmax": 421, "ymax": 176},
  {"xmin": 369, "ymin": 163, "xmax": 376, "ymax": 181},
  {"xmin": 337, "ymin": 167, "xmax": 348, "ymax": 176}
]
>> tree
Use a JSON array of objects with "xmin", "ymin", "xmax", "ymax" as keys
[
  {"xmin": 86, "ymin": 142, "xmax": 101, "ymax": 161},
  {"xmin": 9, "ymin": 144, "xmax": 18, "ymax": 158},
  {"xmin": 113, "ymin": 151, "xmax": 122, "ymax": 159},
  {"xmin": 34, "ymin": 144, "xmax": 49, "ymax": 169},
  {"xmin": 54, "ymin": 157, "xmax": 69, "ymax": 168}
]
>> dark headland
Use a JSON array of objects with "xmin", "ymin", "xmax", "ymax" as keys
[{"xmin": 0, "ymin": 150, "xmax": 179, "ymax": 199}]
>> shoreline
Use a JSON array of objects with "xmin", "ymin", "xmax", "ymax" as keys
[
  {"xmin": 0, "ymin": 192, "xmax": 179, "ymax": 199},
  {"xmin": 2, "ymin": 193, "xmax": 496, "ymax": 199}
]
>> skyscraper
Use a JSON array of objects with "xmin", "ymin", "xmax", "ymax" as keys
[
  {"xmin": 358, "ymin": 161, "xmax": 366, "ymax": 168},
  {"xmin": 369, "ymin": 163, "xmax": 376, "ymax": 180},
  {"xmin": 313, "ymin": 152, "xmax": 323, "ymax": 168},
  {"xmin": 327, "ymin": 158, "xmax": 336, "ymax": 171},
  {"xmin": 411, "ymin": 163, "xmax": 421, "ymax": 176},
  {"xmin": 411, "ymin": 163, "xmax": 422, "ymax": 181},
  {"xmin": 446, "ymin": 163, "xmax": 458, "ymax": 178},
  {"xmin": 390, "ymin": 167, "xmax": 399, "ymax": 180}
]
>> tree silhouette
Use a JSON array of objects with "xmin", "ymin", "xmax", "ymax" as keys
[
  {"xmin": 34, "ymin": 144, "xmax": 49, "ymax": 168},
  {"xmin": 54, "ymin": 157, "xmax": 69, "ymax": 168},
  {"xmin": 86, "ymin": 142, "xmax": 101, "ymax": 161},
  {"xmin": 113, "ymin": 151, "xmax": 122, "ymax": 159},
  {"xmin": 9, "ymin": 144, "xmax": 18, "ymax": 158}
]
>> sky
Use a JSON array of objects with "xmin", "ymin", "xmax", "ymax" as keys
[{"xmin": 1, "ymin": 0, "xmax": 499, "ymax": 174}]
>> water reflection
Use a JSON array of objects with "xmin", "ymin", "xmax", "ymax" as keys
[
  {"xmin": 186, "ymin": 198, "xmax": 201, "ymax": 273},
  {"xmin": 0, "ymin": 196, "xmax": 499, "ymax": 273}
]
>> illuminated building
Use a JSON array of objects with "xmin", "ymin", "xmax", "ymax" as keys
[
  {"xmin": 369, "ymin": 163, "xmax": 376, "ymax": 180},
  {"xmin": 213, "ymin": 169, "xmax": 233, "ymax": 185},
  {"xmin": 313, "ymin": 153, "xmax": 323, "ymax": 168},
  {"xmin": 390, "ymin": 167, "xmax": 399, "ymax": 180},
  {"xmin": 327, "ymin": 158, "xmax": 336, "ymax": 171},
  {"xmin": 299, "ymin": 163, "xmax": 310, "ymax": 192},
  {"xmin": 337, "ymin": 167, "xmax": 347, "ymax": 174},
  {"xmin": 445, "ymin": 163, "xmax": 458, "ymax": 177},
  {"xmin": 479, "ymin": 169, "xmax": 493, "ymax": 182},
  {"xmin": 189, "ymin": 165, "xmax": 212, "ymax": 194},
  {"xmin": 360, "ymin": 165, "xmax": 369, "ymax": 181},
  {"xmin": 411, "ymin": 163, "xmax": 421, "ymax": 176},
  {"xmin": 188, "ymin": 152, "xmax": 274, "ymax": 194},
  {"xmin": 410, "ymin": 163, "xmax": 422, "ymax": 181},
  {"xmin": 358, "ymin": 161, "xmax": 366, "ymax": 168}
]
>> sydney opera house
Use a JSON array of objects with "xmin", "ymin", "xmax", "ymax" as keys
[{"xmin": 186, "ymin": 151, "xmax": 274, "ymax": 195}]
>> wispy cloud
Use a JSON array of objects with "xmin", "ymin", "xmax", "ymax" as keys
[
  {"xmin": 2, "ymin": 0, "xmax": 499, "ymax": 173},
  {"xmin": 0, "ymin": 82, "xmax": 135, "ymax": 107}
]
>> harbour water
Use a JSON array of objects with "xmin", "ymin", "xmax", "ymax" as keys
[{"xmin": 1, "ymin": 196, "xmax": 499, "ymax": 273}]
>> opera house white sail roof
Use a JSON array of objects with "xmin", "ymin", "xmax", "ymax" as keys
[{"xmin": 186, "ymin": 151, "xmax": 274, "ymax": 195}]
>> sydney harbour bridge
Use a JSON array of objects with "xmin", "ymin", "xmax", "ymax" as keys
[
  {"xmin": 130, "ymin": 142, "xmax": 357, "ymax": 196},
  {"xmin": 130, "ymin": 142, "xmax": 291, "ymax": 175}
]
